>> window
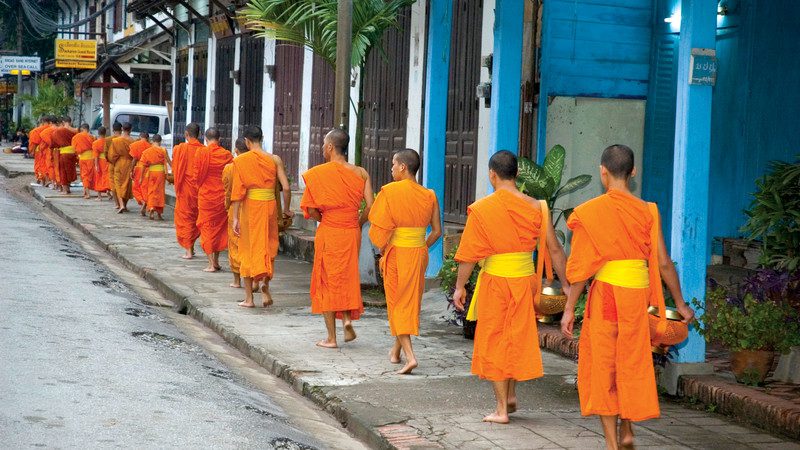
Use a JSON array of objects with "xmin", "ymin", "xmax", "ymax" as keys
[
  {"xmin": 114, "ymin": 114, "xmax": 160, "ymax": 135},
  {"xmin": 163, "ymin": 118, "xmax": 171, "ymax": 135},
  {"xmin": 91, "ymin": 113, "xmax": 102, "ymax": 131}
]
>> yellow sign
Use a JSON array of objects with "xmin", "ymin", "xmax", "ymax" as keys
[
  {"xmin": 55, "ymin": 39, "xmax": 98, "ymax": 69},
  {"xmin": 9, "ymin": 70, "xmax": 31, "ymax": 75},
  {"xmin": 55, "ymin": 59, "xmax": 97, "ymax": 69}
]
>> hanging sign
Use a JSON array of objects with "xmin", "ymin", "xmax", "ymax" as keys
[
  {"xmin": 210, "ymin": 14, "xmax": 233, "ymax": 39},
  {"xmin": 55, "ymin": 39, "xmax": 98, "ymax": 69},
  {"xmin": 0, "ymin": 56, "xmax": 41, "ymax": 74},
  {"xmin": 689, "ymin": 48, "xmax": 717, "ymax": 86}
]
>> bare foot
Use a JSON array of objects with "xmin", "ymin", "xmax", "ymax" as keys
[
  {"xmin": 181, "ymin": 253, "xmax": 194, "ymax": 260},
  {"xmin": 261, "ymin": 285, "xmax": 273, "ymax": 307},
  {"xmin": 83, "ymin": 195, "xmax": 89, "ymax": 199},
  {"xmin": 507, "ymin": 398, "xmax": 517, "ymax": 414},
  {"xmin": 316, "ymin": 339, "xmax": 338, "ymax": 348},
  {"xmin": 619, "ymin": 421, "xmax": 635, "ymax": 448},
  {"xmin": 482, "ymin": 412, "xmax": 510, "ymax": 424},
  {"xmin": 238, "ymin": 301, "xmax": 255, "ymax": 308},
  {"xmin": 157, "ymin": 215, "xmax": 164, "ymax": 221},
  {"xmin": 229, "ymin": 282, "xmax": 242, "ymax": 288},
  {"xmin": 397, "ymin": 359, "xmax": 417, "ymax": 375},
  {"xmin": 389, "ymin": 350, "xmax": 401, "ymax": 364},
  {"xmin": 344, "ymin": 323, "xmax": 357, "ymax": 342},
  {"xmin": 203, "ymin": 267, "xmax": 219, "ymax": 273}
]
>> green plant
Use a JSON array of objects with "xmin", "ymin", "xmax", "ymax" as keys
[
  {"xmin": 437, "ymin": 246, "xmax": 480, "ymax": 329},
  {"xmin": 742, "ymin": 157, "xmax": 800, "ymax": 271},
  {"xmin": 19, "ymin": 79, "xmax": 75, "ymax": 118},
  {"xmin": 693, "ymin": 285, "xmax": 800, "ymax": 353},
  {"xmin": 516, "ymin": 145, "xmax": 592, "ymax": 243}
]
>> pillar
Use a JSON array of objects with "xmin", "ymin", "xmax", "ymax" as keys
[{"xmin": 488, "ymin": 0, "xmax": 524, "ymax": 157}]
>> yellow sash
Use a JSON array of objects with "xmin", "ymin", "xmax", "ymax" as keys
[
  {"xmin": 595, "ymin": 260, "xmax": 649, "ymax": 289},
  {"xmin": 247, "ymin": 188, "xmax": 275, "ymax": 201},
  {"xmin": 148, "ymin": 164, "xmax": 165, "ymax": 172},
  {"xmin": 390, "ymin": 227, "xmax": 426, "ymax": 248},
  {"xmin": 98, "ymin": 154, "xmax": 107, "ymax": 160},
  {"xmin": 79, "ymin": 152, "xmax": 94, "ymax": 161},
  {"xmin": 59, "ymin": 146, "xmax": 75, "ymax": 154},
  {"xmin": 466, "ymin": 252, "xmax": 535, "ymax": 321}
]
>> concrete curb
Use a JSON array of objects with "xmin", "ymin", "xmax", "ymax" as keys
[{"xmin": 25, "ymin": 184, "xmax": 399, "ymax": 450}]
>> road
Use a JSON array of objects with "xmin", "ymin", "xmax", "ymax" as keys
[{"xmin": 0, "ymin": 180, "xmax": 367, "ymax": 450}]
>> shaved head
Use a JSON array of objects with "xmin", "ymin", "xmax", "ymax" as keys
[
  {"xmin": 205, "ymin": 127, "xmax": 220, "ymax": 141},
  {"xmin": 112, "ymin": 122, "xmax": 122, "ymax": 132},
  {"xmin": 489, "ymin": 150, "xmax": 518, "ymax": 180},
  {"xmin": 152, "ymin": 134, "xmax": 162, "ymax": 143},
  {"xmin": 394, "ymin": 149, "xmax": 420, "ymax": 175},
  {"xmin": 325, "ymin": 128, "xmax": 349, "ymax": 156},
  {"xmin": 122, "ymin": 122, "xmax": 132, "ymax": 132},
  {"xmin": 139, "ymin": 131, "xmax": 149, "ymax": 141},
  {"xmin": 80, "ymin": 123, "xmax": 90, "ymax": 131},
  {"xmin": 97, "ymin": 126, "xmax": 107, "ymax": 137},
  {"xmin": 601, "ymin": 144, "xmax": 635, "ymax": 179},
  {"xmin": 186, "ymin": 122, "xmax": 200, "ymax": 138},
  {"xmin": 234, "ymin": 137, "xmax": 248, "ymax": 154}
]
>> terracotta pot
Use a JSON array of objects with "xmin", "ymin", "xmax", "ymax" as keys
[{"xmin": 730, "ymin": 349, "xmax": 775, "ymax": 384}]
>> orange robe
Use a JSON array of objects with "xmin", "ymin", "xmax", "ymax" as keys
[
  {"xmin": 140, "ymin": 145, "xmax": 168, "ymax": 214},
  {"xmin": 230, "ymin": 151, "xmax": 279, "ymax": 281},
  {"xmin": 368, "ymin": 179, "xmax": 435, "ymax": 336},
  {"xmin": 455, "ymin": 190, "xmax": 544, "ymax": 381},
  {"xmin": 40, "ymin": 126, "xmax": 56, "ymax": 181},
  {"xmin": 107, "ymin": 136, "xmax": 134, "ymax": 202},
  {"xmin": 195, "ymin": 143, "xmax": 233, "ymax": 254},
  {"xmin": 129, "ymin": 139, "xmax": 151, "ymax": 205},
  {"xmin": 172, "ymin": 138, "xmax": 204, "ymax": 250},
  {"xmin": 104, "ymin": 137, "xmax": 117, "ymax": 193},
  {"xmin": 29, "ymin": 125, "xmax": 44, "ymax": 179},
  {"xmin": 72, "ymin": 131, "xmax": 95, "ymax": 190},
  {"xmin": 52, "ymin": 128, "xmax": 77, "ymax": 186},
  {"xmin": 566, "ymin": 189, "xmax": 661, "ymax": 422},
  {"xmin": 92, "ymin": 138, "xmax": 111, "ymax": 193},
  {"xmin": 222, "ymin": 163, "xmax": 240, "ymax": 274},
  {"xmin": 301, "ymin": 162, "xmax": 365, "ymax": 320}
]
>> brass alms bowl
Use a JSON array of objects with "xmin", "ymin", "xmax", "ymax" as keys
[
  {"xmin": 648, "ymin": 306, "xmax": 689, "ymax": 353},
  {"xmin": 537, "ymin": 280, "xmax": 567, "ymax": 319}
]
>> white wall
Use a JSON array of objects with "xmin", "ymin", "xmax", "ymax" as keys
[
  {"xmin": 231, "ymin": 37, "xmax": 242, "ymax": 139},
  {"xmin": 261, "ymin": 39, "xmax": 277, "ymax": 151},
  {"xmin": 405, "ymin": 0, "xmax": 427, "ymax": 154},
  {"xmin": 204, "ymin": 35, "xmax": 216, "ymax": 132},
  {"xmin": 475, "ymin": 0, "xmax": 495, "ymax": 201},
  {"xmin": 298, "ymin": 47, "xmax": 314, "ymax": 188}
]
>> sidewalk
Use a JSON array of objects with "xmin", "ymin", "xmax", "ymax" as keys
[{"xmin": 3, "ymin": 161, "xmax": 797, "ymax": 448}]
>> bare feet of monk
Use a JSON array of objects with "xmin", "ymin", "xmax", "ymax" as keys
[
  {"xmin": 482, "ymin": 412, "xmax": 510, "ymax": 424},
  {"xmin": 260, "ymin": 284, "xmax": 273, "ymax": 307},
  {"xmin": 343, "ymin": 322, "xmax": 357, "ymax": 342},
  {"xmin": 140, "ymin": 205, "xmax": 146, "ymax": 216},
  {"xmin": 83, "ymin": 194, "xmax": 90, "ymax": 199},
  {"xmin": 397, "ymin": 359, "xmax": 417, "ymax": 375},
  {"xmin": 316, "ymin": 339, "xmax": 338, "ymax": 348},
  {"xmin": 181, "ymin": 250, "xmax": 194, "ymax": 260},
  {"xmin": 156, "ymin": 214, "xmax": 163, "ymax": 221},
  {"xmin": 619, "ymin": 420, "xmax": 635, "ymax": 448},
  {"xmin": 229, "ymin": 282, "xmax": 242, "ymax": 288},
  {"xmin": 389, "ymin": 349, "xmax": 402, "ymax": 364},
  {"xmin": 203, "ymin": 266, "xmax": 219, "ymax": 273},
  {"xmin": 238, "ymin": 300, "xmax": 255, "ymax": 308},
  {"xmin": 507, "ymin": 398, "xmax": 518, "ymax": 414}
]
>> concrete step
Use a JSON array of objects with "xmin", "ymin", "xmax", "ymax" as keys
[{"xmin": 279, "ymin": 227, "xmax": 315, "ymax": 264}]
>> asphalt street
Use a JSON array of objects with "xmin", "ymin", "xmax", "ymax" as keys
[{"xmin": 0, "ymin": 182, "xmax": 364, "ymax": 450}]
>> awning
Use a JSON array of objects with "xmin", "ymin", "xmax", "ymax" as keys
[{"xmin": 80, "ymin": 58, "xmax": 134, "ymax": 89}]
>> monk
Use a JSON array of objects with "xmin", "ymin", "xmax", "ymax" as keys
[
  {"xmin": 92, "ymin": 127, "xmax": 112, "ymax": 200},
  {"xmin": 72, "ymin": 123, "xmax": 95, "ymax": 199},
  {"xmin": 51, "ymin": 116, "xmax": 78, "ymax": 194},
  {"xmin": 194, "ymin": 128, "xmax": 234, "ymax": 272},
  {"xmin": 368, "ymin": 149, "xmax": 441, "ymax": 374},
  {"xmin": 105, "ymin": 122, "xmax": 123, "ymax": 206},
  {"xmin": 453, "ymin": 150, "xmax": 569, "ymax": 424},
  {"xmin": 301, "ymin": 128, "xmax": 373, "ymax": 348},
  {"xmin": 28, "ymin": 117, "xmax": 47, "ymax": 185},
  {"xmin": 223, "ymin": 137, "xmax": 249, "ymax": 288},
  {"xmin": 172, "ymin": 123, "xmax": 205, "ymax": 259},
  {"xmin": 139, "ymin": 134, "xmax": 171, "ymax": 220},
  {"xmin": 129, "ymin": 132, "xmax": 152, "ymax": 216},
  {"xmin": 40, "ymin": 116, "xmax": 57, "ymax": 189},
  {"xmin": 231, "ymin": 126, "xmax": 293, "ymax": 307},
  {"xmin": 560, "ymin": 144, "xmax": 695, "ymax": 449},
  {"xmin": 108, "ymin": 122, "xmax": 134, "ymax": 213}
]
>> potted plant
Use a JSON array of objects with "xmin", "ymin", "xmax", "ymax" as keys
[
  {"xmin": 693, "ymin": 271, "xmax": 800, "ymax": 385},
  {"xmin": 438, "ymin": 247, "xmax": 480, "ymax": 339}
]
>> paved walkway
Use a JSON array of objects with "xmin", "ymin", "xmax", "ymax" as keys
[{"xmin": 3, "ymin": 158, "xmax": 798, "ymax": 448}]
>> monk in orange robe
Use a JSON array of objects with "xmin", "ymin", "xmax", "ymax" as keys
[
  {"xmin": 223, "ymin": 138, "xmax": 249, "ymax": 289},
  {"xmin": 172, "ymin": 123, "xmax": 205, "ymax": 259},
  {"xmin": 301, "ymin": 128, "xmax": 373, "ymax": 348},
  {"xmin": 195, "ymin": 128, "xmax": 234, "ymax": 272},
  {"xmin": 107, "ymin": 122, "xmax": 134, "ymax": 213},
  {"xmin": 40, "ymin": 118, "xmax": 57, "ymax": 188},
  {"xmin": 139, "ymin": 134, "xmax": 171, "ymax": 220},
  {"xmin": 453, "ymin": 150, "xmax": 568, "ymax": 424},
  {"xmin": 129, "ymin": 132, "xmax": 152, "ymax": 216},
  {"xmin": 51, "ymin": 117, "xmax": 78, "ymax": 194},
  {"xmin": 28, "ymin": 117, "xmax": 48, "ymax": 184},
  {"xmin": 231, "ymin": 126, "xmax": 293, "ymax": 307},
  {"xmin": 368, "ymin": 149, "xmax": 441, "ymax": 374},
  {"xmin": 92, "ymin": 126, "xmax": 112, "ymax": 200},
  {"xmin": 105, "ymin": 123, "xmax": 122, "ymax": 206},
  {"xmin": 72, "ymin": 123, "xmax": 95, "ymax": 199},
  {"xmin": 560, "ymin": 145, "xmax": 695, "ymax": 448}
]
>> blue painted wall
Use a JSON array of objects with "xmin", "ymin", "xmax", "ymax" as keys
[
  {"xmin": 537, "ymin": 0, "xmax": 654, "ymax": 159},
  {"xmin": 643, "ymin": 0, "xmax": 800, "ymax": 248}
]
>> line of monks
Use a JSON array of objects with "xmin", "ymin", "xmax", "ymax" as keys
[{"xmin": 28, "ymin": 114, "xmax": 697, "ymax": 448}]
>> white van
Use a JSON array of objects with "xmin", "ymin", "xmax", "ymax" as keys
[{"xmin": 91, "ymin": 104, "xmax": 173, "ymax": 154}]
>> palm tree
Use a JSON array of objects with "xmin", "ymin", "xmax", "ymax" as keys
[{"xmin": 242, "ymin": 0, "xmax": 415, "ymax": 163}]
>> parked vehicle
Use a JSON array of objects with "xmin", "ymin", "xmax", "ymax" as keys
[{"xmin": 91, "ymin": 104, "xmax": 173, "ymax": 155}]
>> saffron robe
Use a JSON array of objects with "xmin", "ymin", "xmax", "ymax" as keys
[
  {"xmin": 29, "ymin": 125, "xmax": 45, "ymax": 179},
  {"xmin": 140, "ymin": 145, "xmax": 168, "ymax": 214},
  {"xmin": 368, "ymin": 179, "xmax": 435, "ymax": 336},
  {"xmin": 455, "ymin": 190, "xmax": 544, "ymax": 381},
  {"xmin": 172, "ymin": 138, "xmax": 205, "ymax": 249},
  {"xmin": 195, "ymin": 143, "xmax": 233, "ymax": 254},
  {"xmin": 40, "ymin": 126, "xmax": 56, "ymax": 181},
  {"xmin": 107, "ymin": 136, "xmax": 134, "ymax": 202},
  {"xmin": 301, "ymin": 162, "xmax": 365, "ymax": 320},
  {"xmin": 72, "ymin": 131, "xmax": 95, "ymax": 190},
  {"xmin": 104, "ymin": 136, "xmax": 117, "ymax": 194},
  {"xmin": 566, "ymin": 189, "xmax": 661, "ymax": 422},
  {"xmin": 222, "ymin": 163, "xmax": 240, "ymax": 274},
  {"xmin": 52, "ymin": 127, "xmax": 77, "ymax": 186},
  {"xmin": 129, "ymin": 139, "xmax": 151, "ymax": 205},
  {"xmin": 230, "ymin": 151, "xmax": 279, "ymax": 281},
  {"xmin": 92, "ymin": 138, "xmax": 111, "ymax": 192}
]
